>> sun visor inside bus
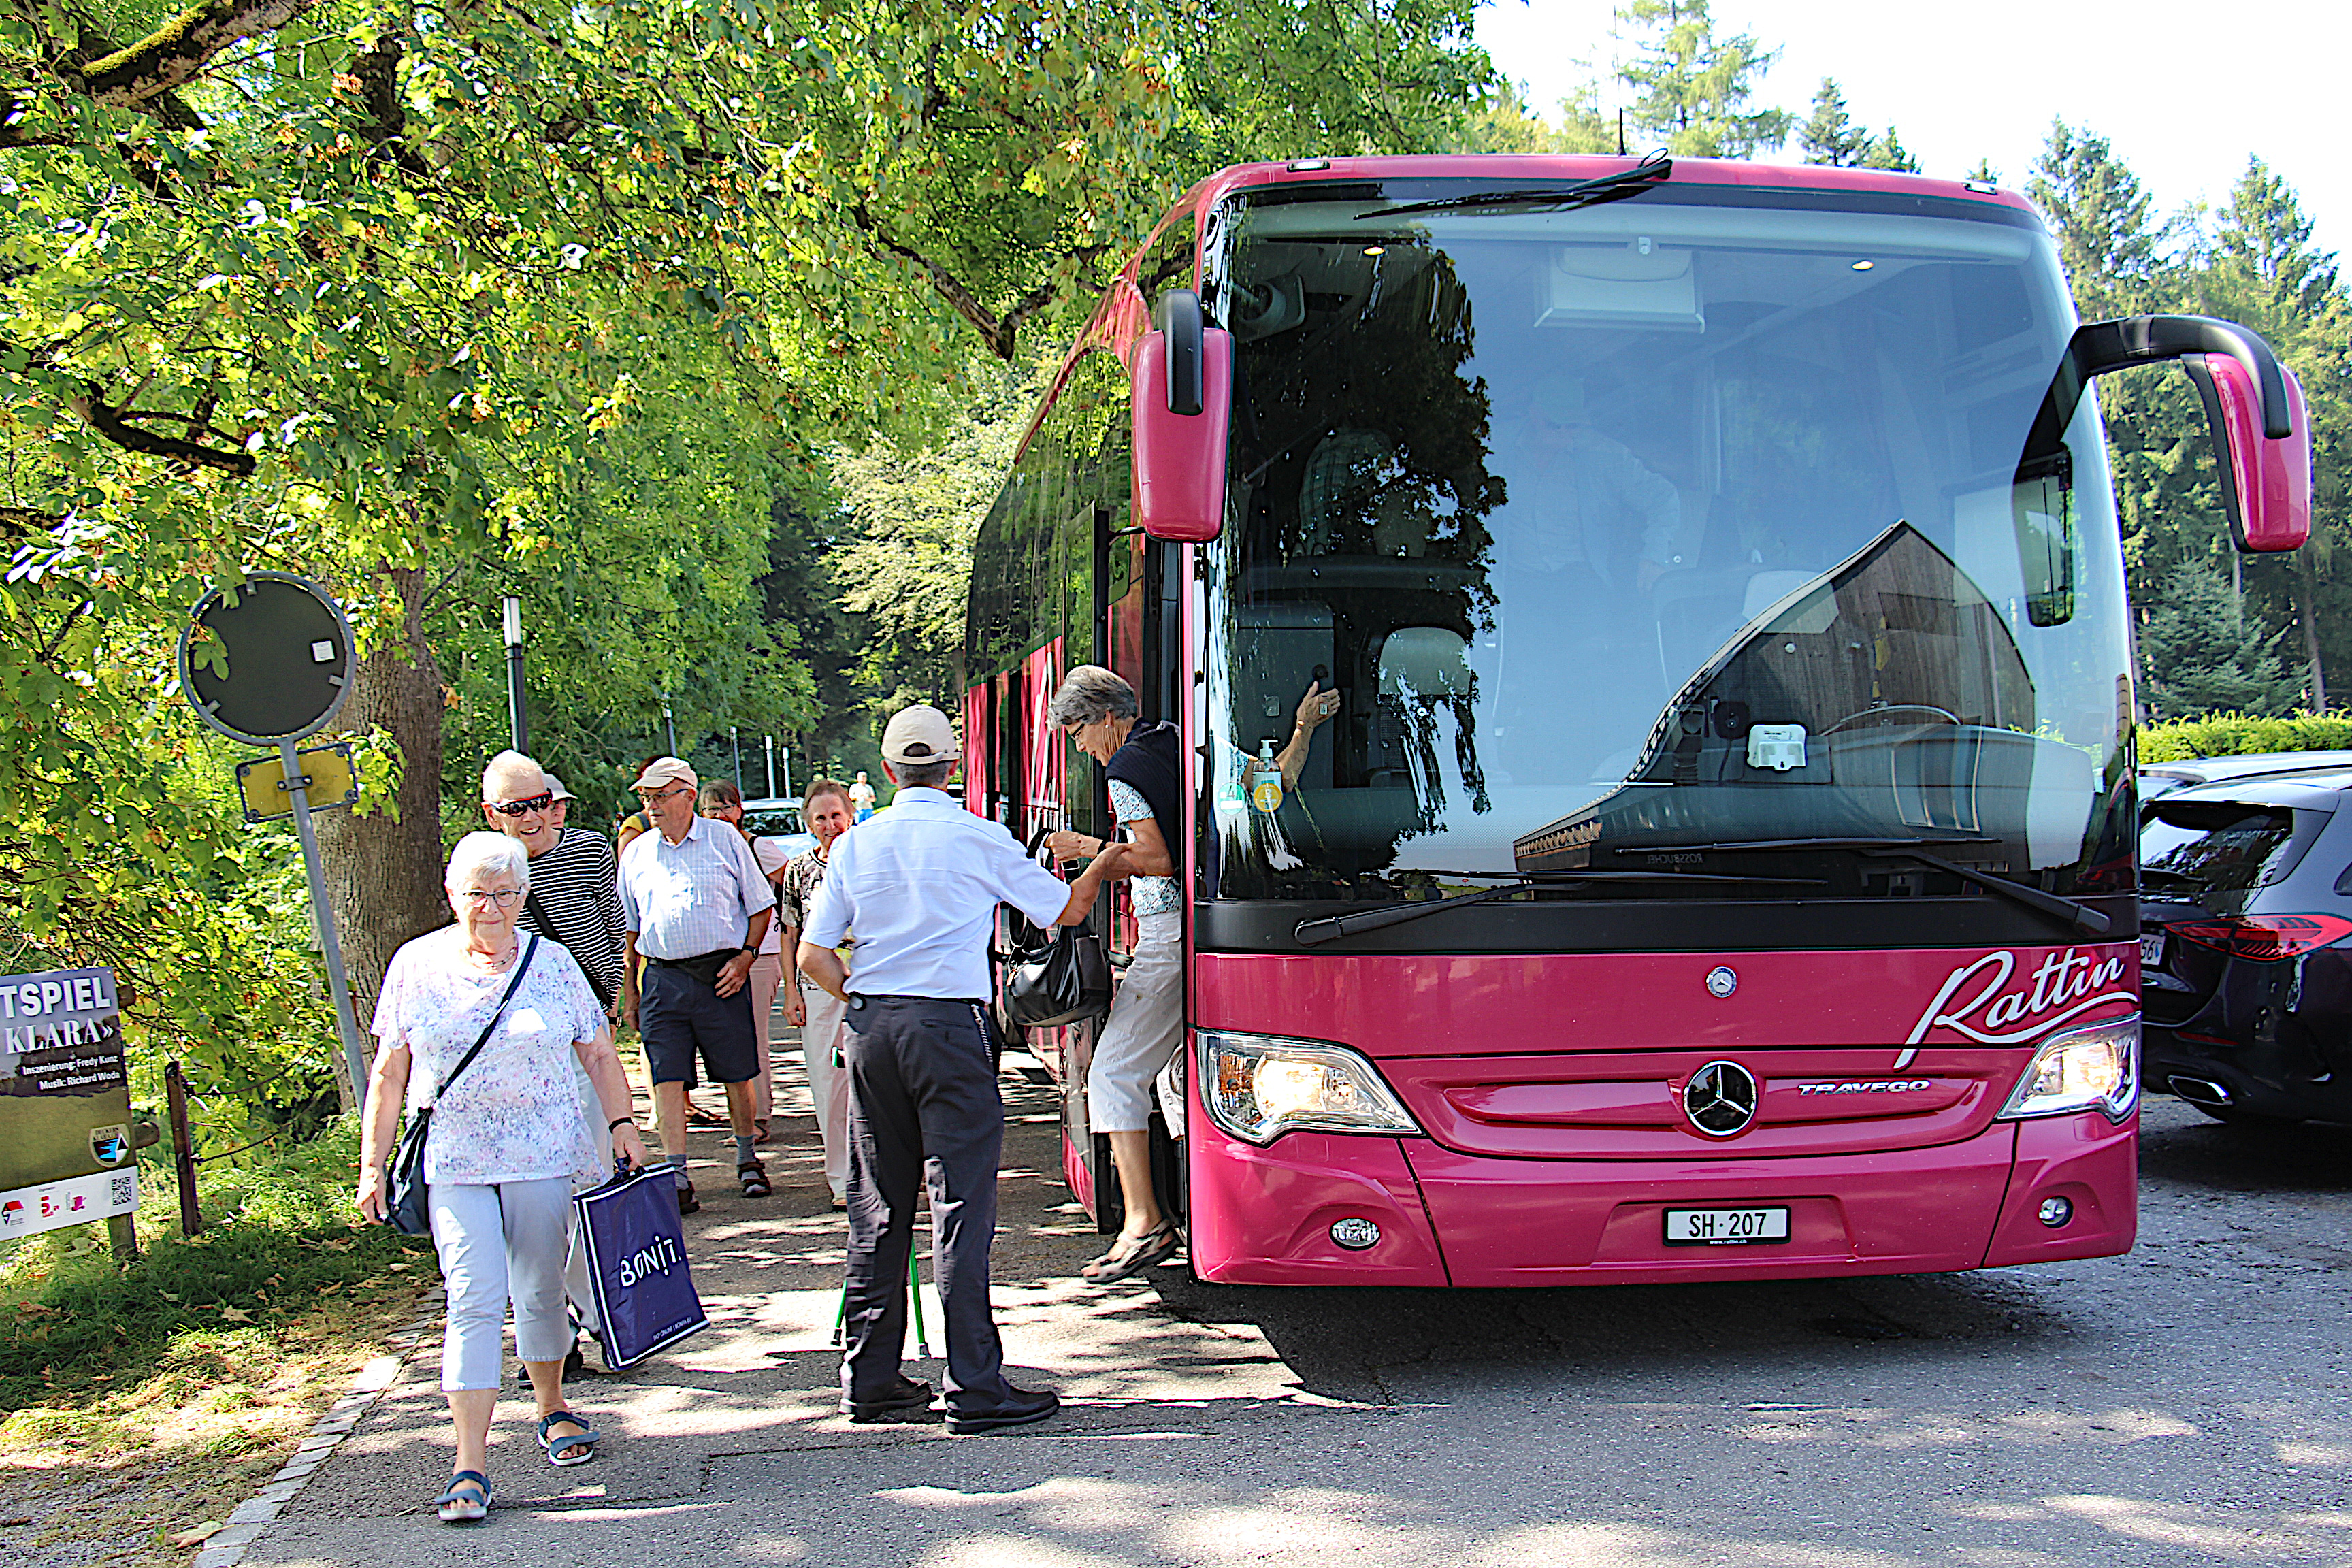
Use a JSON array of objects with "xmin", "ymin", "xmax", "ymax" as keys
[
  {"xmin": 1132, "ymin": 299, "xmax": 1233, "ymax": 542},
  {"xmin": 1539, "ymin": 242, "xmax": 1703, "ymax": 331}
]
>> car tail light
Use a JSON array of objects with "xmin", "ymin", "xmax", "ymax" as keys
[{"xmin": 2166, "ymin": 913, "xmax": 2352, "ymax": 961}]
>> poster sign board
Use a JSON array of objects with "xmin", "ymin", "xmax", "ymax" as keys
[{"xmin": 0, "ymin": 967, "xmax": 140, "ymax": 1240}]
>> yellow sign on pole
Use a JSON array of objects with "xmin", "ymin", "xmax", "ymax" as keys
[{"xmin": 235, "ymin": 742, "xmax": 359, "ymax": 823}]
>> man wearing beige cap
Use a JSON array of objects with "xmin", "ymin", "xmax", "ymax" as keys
[
  {"xmin": 798, "ymin": 705, "xmax": 1128, "ymax": 1434},
  {"xmin": 617, "ymin": 755, "xmax": 777, "ymax": 1212}
]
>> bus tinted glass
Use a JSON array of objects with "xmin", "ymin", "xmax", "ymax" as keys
[{"xmin": 1201, "ymin": 183, "xmax": 2133, "ymax": 902}]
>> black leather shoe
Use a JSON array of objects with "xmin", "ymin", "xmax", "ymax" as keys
[
  {"xmin": 945, "ymin": 1386, "xmax": 1059, "ymax": 1435},
  {"xmin": 841, "ymin": 1375, "xmax": 938, "ymax": 1424}
]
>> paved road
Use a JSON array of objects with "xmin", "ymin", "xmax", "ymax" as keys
[{"xmin": 240, "ymin": 1036, "xmax": 2352, "ymax": 1568}]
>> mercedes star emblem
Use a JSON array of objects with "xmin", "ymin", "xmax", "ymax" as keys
[
  {"xmin": 1683, "ymin": 1060, "xmax": 1761, "ymax": 1137},
  {"xmin": 1705, "ymin": 965, "xmax": 1738, "ymax": 998}
]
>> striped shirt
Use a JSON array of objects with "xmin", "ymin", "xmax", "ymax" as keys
[
  {"xmin": 515, "ymin": 826, "xmax": 627, "ymax": 1006},
  {"xmin": 617, "ymin": 813, "xmax": 776, "ymax": 960}
]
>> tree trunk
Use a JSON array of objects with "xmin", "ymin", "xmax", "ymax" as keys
[
  {"xmin": 2299, "ymin": 549, "xmax": 2329, "ymax": 711},
  {"xmin": 316, "ymin": 564, "xmax": 448, "ymax": 1082}
]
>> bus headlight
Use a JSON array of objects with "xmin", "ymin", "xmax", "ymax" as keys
[
  {"xmin": 1198, "ymin": 1031, "xmax": 1421, "ymax": 1145},
  {"xmin": 1996, "ymin": 1015, "xmax": 2140, "ymax": 1124}
]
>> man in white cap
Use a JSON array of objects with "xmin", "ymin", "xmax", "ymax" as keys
[
  {"xmin": 798, "ymin": 704, "xmax": 1128, "ymax": 1435},
  {"xmin": 617, "ymin": 755, "xmax": 777, "ymax": 1213},
  {"xmin": 542, "ymin": 772, "xmax": 576, "ymax": 831}
]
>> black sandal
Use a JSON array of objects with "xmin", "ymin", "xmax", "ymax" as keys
[
  {"xmin": 435, "ymin": 1470, "xmax": 490, "ymax": 1524},
  {"xmin": 737, "ymin": 1159, "xmax": 771, "ymax": 1198},
  {"xmin": 1081, "ymin": 1222, "xmax": 1179, "ymax": 1284}
]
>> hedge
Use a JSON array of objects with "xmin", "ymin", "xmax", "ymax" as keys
[{"xmin": 2138, "ymin": 713, "xmax": 2352, "ymax": 764}]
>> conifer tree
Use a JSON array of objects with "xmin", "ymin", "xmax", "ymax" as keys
[
  {"xmin": 1614, "ymin": 0, "xmax": 1790, "ymax": 157},
  {"xmin": 1798, "ymin": 79, "xmax": 1867, "ymax": 165},
  {"xmin": 1861, "ymin": 129, "xmax": 1920, "ymax": 173},
  {"xmin": 2140, "ymin": 560, "xmax": 2302, "ymax": 718}
]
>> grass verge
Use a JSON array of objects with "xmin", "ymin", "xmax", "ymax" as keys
[{"xmin": 0, "ymin": 1118, "xmax": 429, "ymax": 1567}]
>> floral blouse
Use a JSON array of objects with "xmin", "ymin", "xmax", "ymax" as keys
[
  {"xmin": 1108, "ymin": 779, "xmax": 1179, "ymax": 917},
  {"xmin": 371, "ymin": 925, "xmax": 608, "ymax": 1186}
]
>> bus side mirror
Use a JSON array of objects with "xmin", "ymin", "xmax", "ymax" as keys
[
  {"xmin": 2029, "ymin": 315, "xmax": 2312, "ymax": 557},
  {"xmin": 2187, "ymin": 353, "xmax": 2312, "ymax": 553},
  {"xmin": 1132, "ymin": 289, "xmax": 1232, "ymax": 542}
]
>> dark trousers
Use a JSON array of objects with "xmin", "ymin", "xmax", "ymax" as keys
[{"xmin": 840, "ymin": 996, "xmax": 1011, "ymax": 1413}]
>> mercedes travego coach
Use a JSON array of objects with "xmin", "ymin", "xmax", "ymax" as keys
[{"xmin": 963, "ymin": 154, "xmax": 2313, "ymax": 1287}]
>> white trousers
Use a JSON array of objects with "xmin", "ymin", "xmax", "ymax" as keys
[
  {"xmin": 799, "ymin": 976, "xmax": 852, "ymax": 1199},
  {"xmin": 1087, "ymin": 911, "xmax": 1184, "ymax": 1134}
]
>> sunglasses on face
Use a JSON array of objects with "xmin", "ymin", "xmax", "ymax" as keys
[{"xmin": 487, "ymin": 793, "xmax": 555, "ymax": 817}]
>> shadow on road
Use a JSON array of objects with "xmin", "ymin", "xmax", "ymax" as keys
[
  {"xmin": 1139, "ymin": 1260, "xmax": 2072, "ymax": 1402},
  {"xmin": 2138, "ymin": 1092, "xmax": 2352, "ymax": 1195}
]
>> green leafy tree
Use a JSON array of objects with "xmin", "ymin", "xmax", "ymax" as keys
[{"xmin": 1613, "ymin": 0, "xmax": 1788, "ymax": 158}]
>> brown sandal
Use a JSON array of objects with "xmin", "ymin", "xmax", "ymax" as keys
[{"xmin": 1081, "ymin": 1223, "xmax": 1179, "ymax": 1284}]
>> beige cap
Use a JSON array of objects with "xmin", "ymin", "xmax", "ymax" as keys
[
  {"xmin": 630, "ymin": 756, "xmax": 697, "ymax": 791},
  {"xmin": 540, "ymin": 772, "xmax": 574, "ymax": 801},
  {"xmin": 880, "ymin": 704, "xmax": 960, "ymax": 766}
]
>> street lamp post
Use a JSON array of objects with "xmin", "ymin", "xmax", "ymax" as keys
[
  {"xmin": 764, "ymin": 734, "xmax": 777, "ymax": 797},
  {"xmin": 662, "ymin": 698, "xmax": 676, "ymax": 758},
  {"xmin": 500, "ymin": 596, "xmax": 527, "ymax": 753},
  {"xmin": 731, "ymin": 725, "xmax": 742, "ymax": 791}
]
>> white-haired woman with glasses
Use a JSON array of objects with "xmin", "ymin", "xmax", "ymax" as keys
[{"xmin": 356, "ymin": 832, "xmax": 651, "ymax": 1524}]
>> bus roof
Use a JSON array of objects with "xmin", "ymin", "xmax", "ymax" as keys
[{"xmin": 1019, "ymin": 156, "xmax": 2042, "ymax": 461}]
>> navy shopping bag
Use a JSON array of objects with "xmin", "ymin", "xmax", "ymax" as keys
[{"xmin": 574, "ymin": 1160, "xmax": 708, "ymax": 1370}]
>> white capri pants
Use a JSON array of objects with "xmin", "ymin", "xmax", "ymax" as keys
[
  {"xmin": 799, "ymin": 975, "xmax": 852, "ymax": 1200},
  {"xmin": 1086, "ymin": 911, "xmax": 1183, "ymax": 1134},
  {"xmin": 431, "ymin": 1177, "xmax": 575, "ymax": 1392}
]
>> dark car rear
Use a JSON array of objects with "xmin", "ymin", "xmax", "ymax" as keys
[{"xmin": 2139, "ymin": 767, "xmax": 2352, "ymax": 1123}]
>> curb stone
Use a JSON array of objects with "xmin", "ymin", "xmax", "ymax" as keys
[{"xmin": 190, "ymin": 1284, "xmax": 443, "ymax": 1568}]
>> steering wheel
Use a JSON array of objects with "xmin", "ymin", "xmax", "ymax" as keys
[{"xmin": 1823, "ymin": 704, "xmax": 1963, "ymax": 734}]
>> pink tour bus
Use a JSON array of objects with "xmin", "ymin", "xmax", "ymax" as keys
[{"xmin": 962, "ymin": 154, "xmax": 2312, "ymax": 1287}]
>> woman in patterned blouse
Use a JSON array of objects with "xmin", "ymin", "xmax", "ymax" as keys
[{"xmin": 356, "ymin": 833, "xmax": 651, "ymax": 1522}]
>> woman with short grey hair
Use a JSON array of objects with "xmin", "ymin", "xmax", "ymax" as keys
[
  {"xmin": 357, "ymin": 831, "xmax": 651, "ymax": 1522},
  {"xmin": 1045, "ymin": 664, "xmax": 1140, "ymax": 731},
  {"xmin": 1042, "ymin": 666, "xmax": 1186, "ymax": 1283}
]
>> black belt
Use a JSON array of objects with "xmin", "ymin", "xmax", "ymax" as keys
[
  {"xmin": 643, "ymin": 949, "xmax": 740, "ymax": 986},
  {"xmin": 845, "ymin": 992, "xmax": 986, "ymax": 1009}
]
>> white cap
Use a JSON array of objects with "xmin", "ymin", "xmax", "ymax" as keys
[{"xmin": 880, "ymin": 705, "xmax": 960, "ymax": 766}]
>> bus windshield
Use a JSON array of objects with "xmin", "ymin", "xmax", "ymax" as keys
[{"xmin": 1200, "ymin": 180, "xmax": 2134, "ymax": 904}]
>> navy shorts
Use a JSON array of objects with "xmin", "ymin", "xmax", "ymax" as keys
[{"xmin": 639, "ymin": 962, "xmax": 760, "ymax": 1089}]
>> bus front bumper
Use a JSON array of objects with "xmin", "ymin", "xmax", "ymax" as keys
[{"xmin": 1186, "ymin": 1112, "xmax": 2136, "ymax": 1288}]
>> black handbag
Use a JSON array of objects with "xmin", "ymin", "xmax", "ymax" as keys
[
  {"xmin": 998, "ymin": 832, "xmax": 1113, "ymax": 1030},
  {"xmin": 384, "ymin": 935, "xmax": 541, "ymax": 1235}
]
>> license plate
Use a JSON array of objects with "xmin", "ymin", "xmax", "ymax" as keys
[
  {"xmin": 1663, "ymin": 1206, "xmax": 1790, "ymax": 1245},
  {"xmin": 2140, "ymin": 932, "xmax": 2166, "ymax": 969}
]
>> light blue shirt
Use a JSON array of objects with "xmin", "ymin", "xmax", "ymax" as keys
[
  {"xmin": 616, "ymin": 815, "xmax": 776, "ymax": 960},
  {"xmin": 802, "ymin": 788, "xmax": 1071, "ymax": 1000}
]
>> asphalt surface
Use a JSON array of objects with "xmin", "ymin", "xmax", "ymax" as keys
[{"xmin": 236, "ymin": 1019, "xmax": 2352, "ymax": 1568}]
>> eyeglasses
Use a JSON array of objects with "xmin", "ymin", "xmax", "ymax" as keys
[
  {"xmin": 487, "ymin": 793, "xmax": 555, "ymax": 817},
  {"xmin": 1064, "ymin": 717, "xmax": 1100, "ymax": 741},
  {"xmin": 634, "ymin": 784, "xmax": 693, "ymax": 804},
  {"xmin": 458, "ymin": 889, "xmax": 525, "ymax": 907}
]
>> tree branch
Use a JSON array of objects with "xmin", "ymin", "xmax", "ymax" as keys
[
  {"xmin": 848, "ymin": 202, "xmax": 1017, "ymax": 360},
  {"xmin": 71, "ymin": 382, "xmax": 256, "ymax": 475},
  {"xmin": 68, "ymin": 0, "xmax": 317, "ymax": 112}
]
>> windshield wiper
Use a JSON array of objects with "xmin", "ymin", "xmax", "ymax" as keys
[
  {"xmin": 1356, "ymin": 153, "xmax": 1673, "ymax": 221},
  {"xmin": 1610, "ymin": 836, "xmax": 2112, "ymax": 936},
  {"xmin": 1293, "ymin": 866, "xmax": 1822, "ymax": 947}
]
